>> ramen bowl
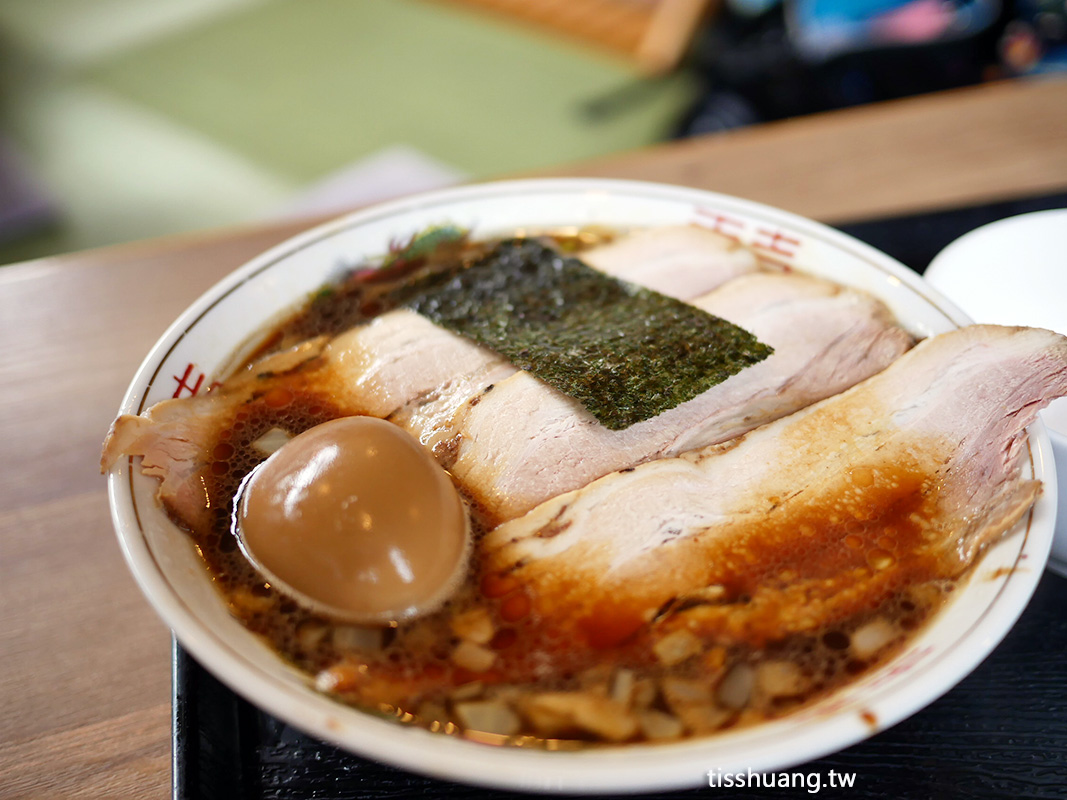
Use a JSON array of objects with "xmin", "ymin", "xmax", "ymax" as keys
[{"xmin": 105, "ymin": 178, "xmax": 1057, "ymax": 794}]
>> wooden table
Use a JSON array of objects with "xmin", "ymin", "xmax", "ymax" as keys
[{"xmin": 2, "ymin": 76, "xmax": 1066, "ymax": 799}]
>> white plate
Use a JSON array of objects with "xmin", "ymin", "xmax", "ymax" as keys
[
  {"xmin": 106, "ymin": 179, "xmax": 1056, "ymax": 794},
  {"xmin": 926, "ymin": 208, "xmax": 1067, "ymax": 576}
]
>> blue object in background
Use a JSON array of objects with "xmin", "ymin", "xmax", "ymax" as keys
[
  {"xmin": 799, "ymin": 0, "xmax": 918, "ymax": 24},
  {"xmin": 788, "ymin": 0, "xmax": 1001, "ymax": 60}
]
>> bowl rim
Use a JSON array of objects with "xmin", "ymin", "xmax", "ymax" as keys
[{"xmin": 106, "ymin": 177, "xmax": 1057, "ymax": 794}]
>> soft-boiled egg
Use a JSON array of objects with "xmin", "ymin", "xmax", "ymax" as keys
[{"xmin": 234, "ymin": 416, "xmax": 470, "ymax": 624}]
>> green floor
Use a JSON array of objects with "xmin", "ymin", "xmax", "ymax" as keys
[{"xmin": 0, "ymin": 0, "xmax": 698, "ymax": 266}]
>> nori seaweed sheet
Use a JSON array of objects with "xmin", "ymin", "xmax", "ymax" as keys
[{"xmin": 399, "ymin": 239, "xmax": 773, "ymax": 430}]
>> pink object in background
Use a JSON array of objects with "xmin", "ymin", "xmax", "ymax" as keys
[{"xmin": 874, "ymin": 0, "xmax": 957, "ymax": 42}]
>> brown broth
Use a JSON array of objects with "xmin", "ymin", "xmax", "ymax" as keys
[{"xmin": 169, "ymin": 233, "xmax": 953, "ymax": 746}]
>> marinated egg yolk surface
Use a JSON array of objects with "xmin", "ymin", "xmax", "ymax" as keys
[{"xmin": 236, "ymin": 416, "xmax": 469, "ymax": 623}]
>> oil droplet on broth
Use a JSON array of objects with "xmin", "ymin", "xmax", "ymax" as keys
[{"xmin": 236, "ymin": 416, "xmax": 470, "ymax": 623}]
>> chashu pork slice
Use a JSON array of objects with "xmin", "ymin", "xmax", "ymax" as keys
[
  {"xmin": 482, "ymin": 325, "xmax": 1067, "ymax": 651},
  {"xmin": 580, "ymin": 224, "xmax": 758, "ymax": 299},
  {"xmin": 320, "ymin": 309, "xmax": 507, "ymax": 418},
  {"xmin": 99, "ymin": 311, "xmax": 511, "ymax": 530},
  {"xmin": 393, "ymin": 271, "xmax": 913, "ymax": 523}
]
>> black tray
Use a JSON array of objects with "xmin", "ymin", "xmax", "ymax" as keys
[{"xmin": 174, "ymin": 191, "xmax": 1067, "ymax": 800}]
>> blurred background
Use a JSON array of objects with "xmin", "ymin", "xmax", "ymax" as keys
[{"xmin": 0, "ymin": 0, "xmax": 1062, "ymax": 267}]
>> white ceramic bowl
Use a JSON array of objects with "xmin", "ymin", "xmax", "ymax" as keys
[{"xmin": 106, "ymin": 179, "xmax": 1057, "ymax": 794}]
